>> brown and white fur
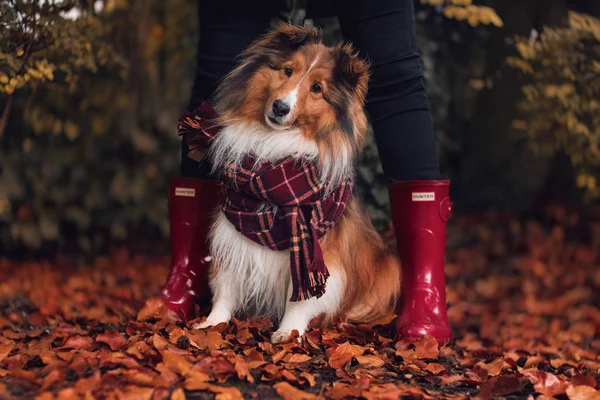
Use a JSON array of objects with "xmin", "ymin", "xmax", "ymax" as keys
[{"xmin": 193, "ymin": 24, "xmax": 400, "ymax": 343}]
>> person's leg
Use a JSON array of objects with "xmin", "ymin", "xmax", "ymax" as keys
[
  {"xmin": 163, "ymin": 0, "xmax": 280, "ymax": 320},
  {"xmin": 338, "ymin": 0, "xmax": 452, "ymax": 343}
]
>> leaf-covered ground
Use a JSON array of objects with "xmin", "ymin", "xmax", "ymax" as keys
[{"xmin": 1, "ymin": 206, "xmax": 599, "ymax": 399}]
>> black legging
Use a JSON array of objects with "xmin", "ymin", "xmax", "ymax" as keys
[{"xmin": 182, "ymin": 0, "xmax": 441, "ymax": 182}]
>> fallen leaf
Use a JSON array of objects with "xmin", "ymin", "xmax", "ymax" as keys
[
  {"xmin": 325, "ymin": 382, "xmax": 364, "ymax": 399},
  {"xmin": 62, "ymin": 336, "xmax": 93, "ymax": 350},
  {"xmin": 162, "ymin": 351, "xmax": 192, "ymax": 376},
  {"xmin": 475, "ymin": 358, "xmax": 508, "ymax": 376},
  {"xmin": 234, "ymin": 359, "xmax": 254, "ymax": 383},
  {"xmin": 96, "ymin": 332, "xmax": 127, "ymax": 350},
  {"xmin": 524, "ymin": 370, "xmax": 570, "ymax": 397},
  {"xmin": 183, "ymin": 370, "xmax": 211, "ymax": 390},
  {"xmin": 124, "ymin": 386, "xmax": 154, "ymax": 400},
  {"xmin": 0, "ymin": 344, "xmax": 14, "ymax": 363},
  {"xmin": 571, "ymin": 374, "xmax": 597, "ymax": 388},
  {"xmin": 286, "ymin": 353, "xmax": 312, "ymax": 363},
  {"xmin": 137, "ymin": 297, "xmax": 169, "ymax": 321},
  {"xmin": 425, "ymin": 362, "xmax": 446, "ymax": 374},
  {"xmin": 274, "ymin": 382, "xmax": 319, "ymax": 400},
  {"xmin": 566, "ymin": 384, "xmax": 600, "ymax": 400},
  {"xmin": 414, "ymin": 335, "xmax": 440, "ymax": 359},
  {"xmin": 271, "ymin": 349, "xmax": 287, "ymax": 364},
  {"xmin": 299, "ymin": 371, "xmax": 316, "ymax": 387},
  {"xmin": 491, "ymin": 376, "xmax": 522, "ymax": 396},
  {"xmin": 329, "ymin": 342, "xmax": 353, "ymax": 369},
  {"xmin": 355, "ymin": 355, "xmax": 385, "ymax": 368},
  {"xmin": 170, "ymin": 388, "xmax": 186, "ymax": 400}
]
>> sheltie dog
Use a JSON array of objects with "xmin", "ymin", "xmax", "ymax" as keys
[{"xmin": 193, "ymin": 24, "xmax": 400, "ymax": 343}]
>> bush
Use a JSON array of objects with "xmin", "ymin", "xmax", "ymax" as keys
[{"xmin": 508, "ymin": 12, "xmax": 600, "ymax": 201}]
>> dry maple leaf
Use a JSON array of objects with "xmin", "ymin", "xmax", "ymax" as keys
[
  {"xmin": 261, "ymin": 363, "xmax": 283, "ymax": 381},
  {"xmin": 63, "ymin": 335, "xmax": 93, "ymax": 350},
  {"xmin": 234, "ymin": 359, "xmax": 254, "ymax": 383},
  {"xmin": 0, "ymin": 344, "xmax": 13, "ymax": 363},
  {"xmin": 325, "ymin": 382, "xmax": 365, "ymax": 399},
  {"xmin": 524, "ymin": 370, "xmax": 570, "ymax": 397},
  {"xmin": 475, "ymin": 358, "xmax": 509, "ymax": 377},
  {"xmin": 137, "ymin": 297, "xmax": 173, "ymax": 321},
  {"xmin": 566, "ymin": 385, "xmax": 600, "ymax": 400},
  {"xmin": 299, "ymin": 371, "xmax": 316, "ymax": 387},
  {"xmin": 271, "ymin": 348, "xmax": 287, "ymax": 364},
  {"xmin": 414, "ymin": 334, "xmax": 440, "ymax": 359},
  {"xmin": 571, "ymin": 374, "xmax": 598, "ymax": 388},
  {"xmin": 274, "ymin": 381, "xmax": 322, "ymax": 400},
  {"xmin": 187, "ymin": 330, "xmax": 227, "ymax": 351},
  {"xmin": 95, "ymin": 332, "xmax": 127, "ymax": 351},
  {"xmin": 170, "ymin": 388, "xmax": 186, "ymax": 400},
  {"xmin": 425, "ymin": 362, "xmax": 446, "ymax": 375},
  {"xmin": 285, "ymin": 353, "xmax": 312, "ymax": 363},
  {"xmin": 328, "ymin": 341, "xmax": 353, "ymax": 369},
  {"xmin": 161, "ymin": 350, "xmax": 193, "ymax": 376},
  {"xmin": 355, "ymin": 354, "xmax": 385, "ymax": 368},
  {"xmin": 183, "ymin": 370, "xmax": 211, "ymax": 390}
]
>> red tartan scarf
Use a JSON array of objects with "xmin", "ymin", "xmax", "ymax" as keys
[{"xmin": 178, "ymin": 102, "xmax": 353, "ymax": 301}]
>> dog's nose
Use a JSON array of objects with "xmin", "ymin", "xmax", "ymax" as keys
[{"xmin": 272, "ymin": 100, "xmax": 290, "ymax": 117}]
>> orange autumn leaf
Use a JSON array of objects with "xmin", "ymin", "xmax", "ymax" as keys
[
  {"xmin": 299, "ymin": 371, "xmax": 317, "ymax": 387},
  {"xmin": 123, "ymin": 386, "xmax": 154, "ymax": 400},
  {"xmin": 271, "ymin": 349, "xmax": 287, "ymax": 364},
  {"xmin": 62, "ymin": 336, "xmax": 93, "ymax": 350},
  {"xmin": 170, "ymin": 388, "xmax": 186, "ymax": 400},
  {"xmin": 274, "ymin": 382, "xmax": 321, "ymax": 400},
  {"xmin": 137, "ymin": 297, "xmax": 169, "ymax": 321},
  {"xmin": 95, "ymin": 332, "xmax": 126, "ymax": 350},
  {"xmin": 426, "ymin": 362, "xmax": 446, "ymax": 374},
  {"xmin": 0, "ymin": 344, "xmax": 14, "ymax": 363},
  {"xmin": 286, "ymin": 353, "xmax": 312, "ymax": 363},
  {"xmin": 566, "ymin": 385, "xmax": 600, "ymax": 400},
  {"xmin": 525, "ymin": 370, "xmax": 570, "ymax": 397},
  {"xmin": 414, "ymin": 334, "xmax": 440, "ymax": 359},
  {"xmin": 475, "ymin": 358, "xmax": 508, "ymax": 376},
  {"xmin": 234, "ymin": 359, "xmax": 254, "ymax": 383},
  {"xmin": 183, "ymin": 371, "xmax": 211, "ymax": 391},
  {"xmin": 328, "ymin": 341, "xmax": 353, "ymax": 369},
  {"xmin": 161, "ymin": 351, "xmax": 193, "ymax": 376},
  {"xmin": 355, "ymin": 355, "xmax": 385, "ymax": 368}
]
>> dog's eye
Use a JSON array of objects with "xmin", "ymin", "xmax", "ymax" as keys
[
  {"xmin": 284, "ymin": 67, "xmax": 293, "ymax": 77},
  {"xmin": 310, "ymin": 83, "xmax": 322, "ymax": 94}
]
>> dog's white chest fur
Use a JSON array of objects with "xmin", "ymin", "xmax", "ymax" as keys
[{"xmin": 210, "ymin": 212, "xmax": 290, "ymax": 319}]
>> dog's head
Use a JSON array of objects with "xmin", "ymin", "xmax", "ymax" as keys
[{"xmin": 213, "ymin": 24, "xmax": 370, "ymax": 186}]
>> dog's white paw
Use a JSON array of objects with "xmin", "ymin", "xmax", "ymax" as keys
[
  {"xmin": 193, "ymin": 319, "xmax": 222, "ymax": 330},
  {"xmin": 271, "ymin": 328, "xmax": 302, "ymax": 344}
]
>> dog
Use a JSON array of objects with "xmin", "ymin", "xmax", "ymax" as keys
[{"xmin": 193, "ymin": 24, "xmax": 400, "ymax": 343}]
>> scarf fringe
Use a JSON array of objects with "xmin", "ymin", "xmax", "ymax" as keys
[{"xmin": 292, "ymin": 270, "xmax": 328, "ymax": 302}]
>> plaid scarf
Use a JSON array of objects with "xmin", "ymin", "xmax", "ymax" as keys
[{"xmin": 178, "ymin": 102, "xmax": 353, "ymax": 301}]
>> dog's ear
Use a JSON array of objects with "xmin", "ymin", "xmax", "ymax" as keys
[
  {"xmin": 334, "ymin": 43, "xmax": 370, "ymax": 100},
  {"xmin": 254, "ymin": 23, "xmax": 322, "ymax": 53}
]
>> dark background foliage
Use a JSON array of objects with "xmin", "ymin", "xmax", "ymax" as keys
[{"xmin": 1, "ymin": 0, "xmax": 599, "ymax": 260}]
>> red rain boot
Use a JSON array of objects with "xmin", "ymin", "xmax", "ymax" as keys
[
  {"xmin": 161, "ymin": 176, "xmax": 222, "ymax": 321},
  {"xmin": 389, "ymin": 180, "xmax": 453, "ymax": 344}
]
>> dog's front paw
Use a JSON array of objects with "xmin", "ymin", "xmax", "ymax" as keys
[
  {"xmin": 193, "ymin": 319, "xmax": 222, "ymax": 330},
  {"xmin": 271, "ymin": 328, "xmax": 302, "ymax": 344}
]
